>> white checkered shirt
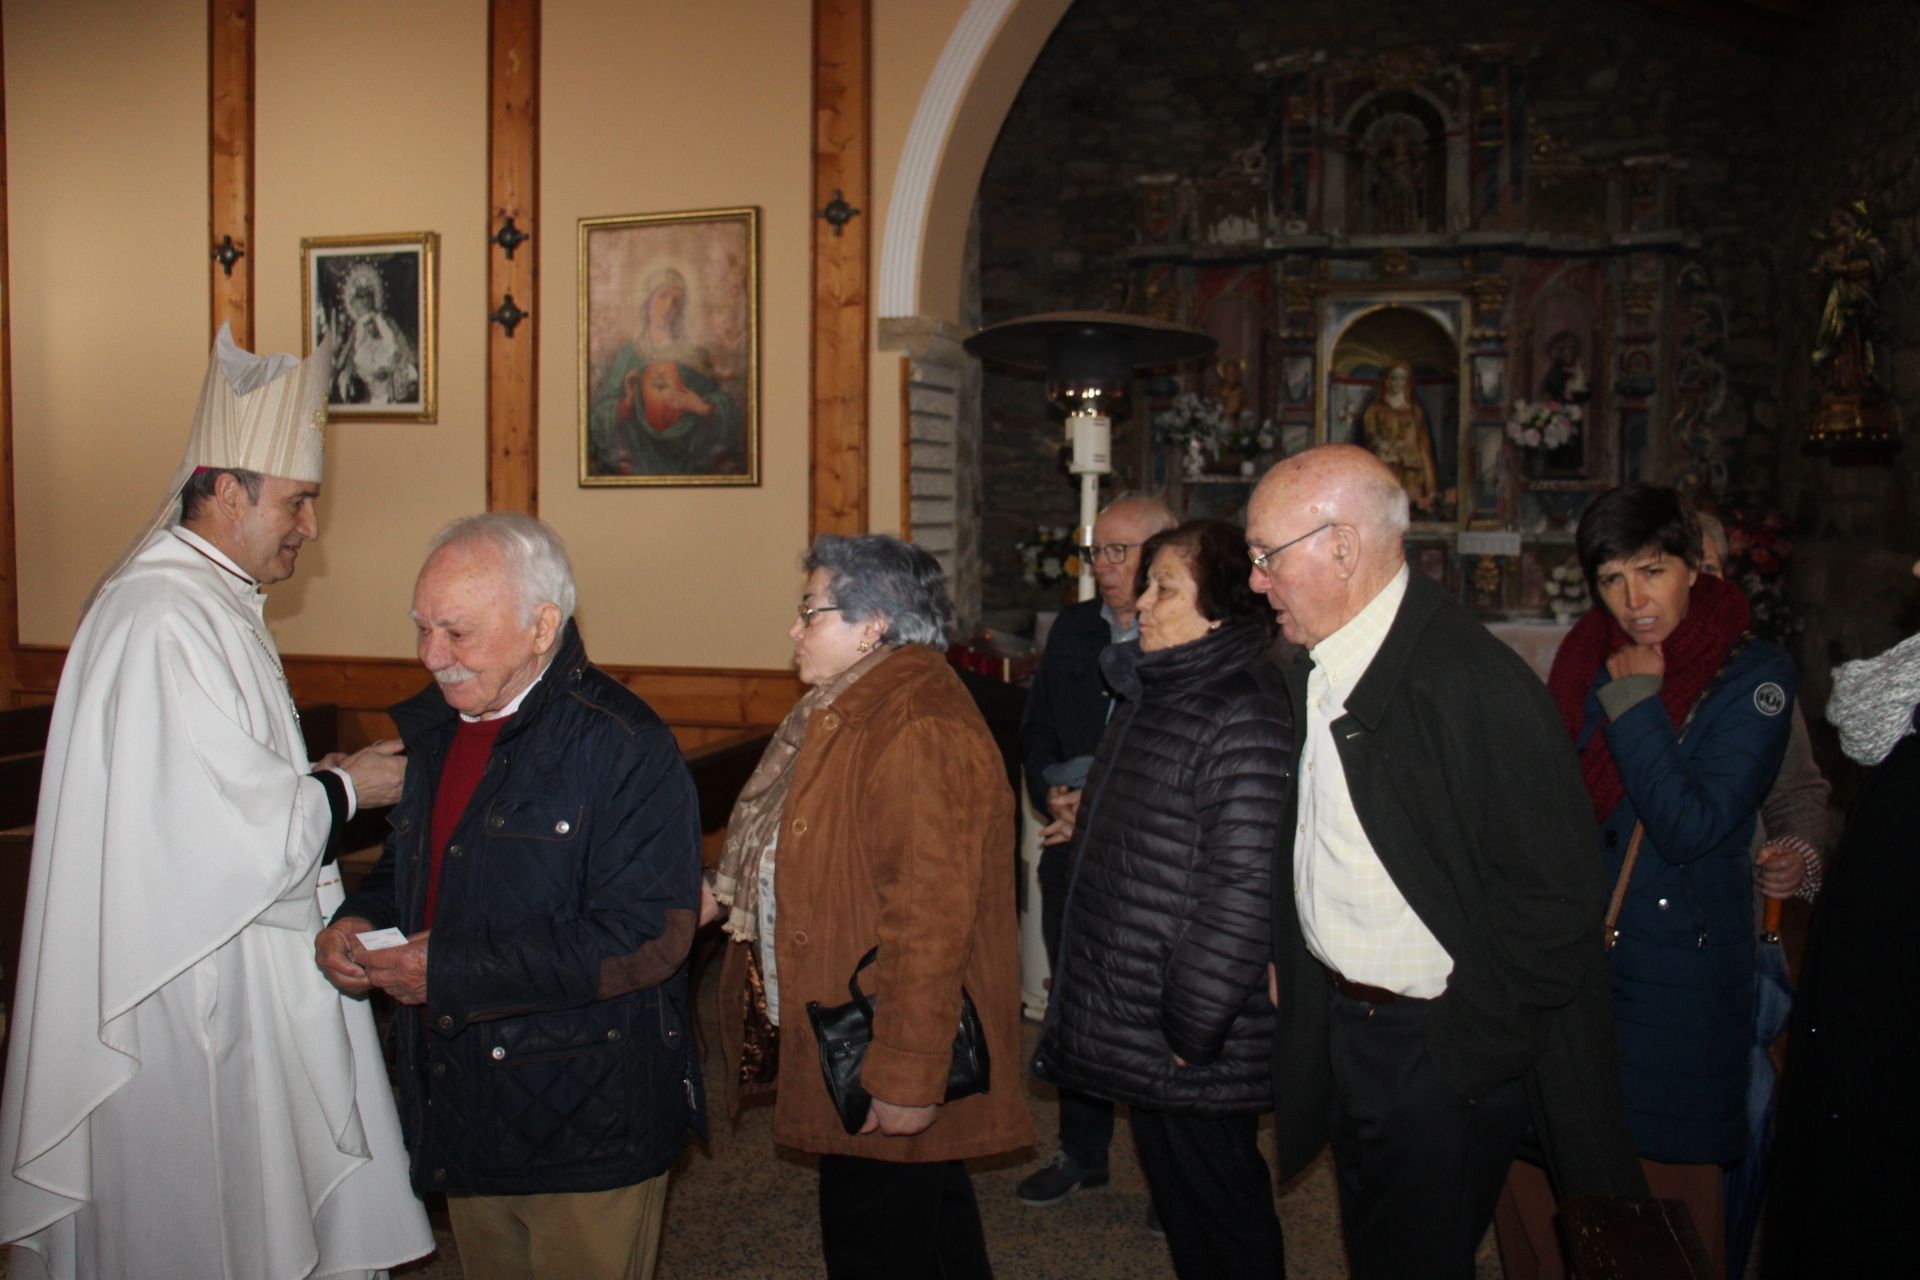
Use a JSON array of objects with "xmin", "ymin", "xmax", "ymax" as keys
[{"xmin": 1295, "ymin": 564, "xmax": 1454, "ymax": 997}]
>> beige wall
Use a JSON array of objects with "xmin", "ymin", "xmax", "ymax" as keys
[
  {"xmin": 538, "ymin": 0, "xmax": 811, "ymax": 669},
  {"xmin": 7, "ymin": 0, "xmax": 209, "ymax": 645},
  {"xmin": 6, "ymin": 0, "xmax": 1059, "ymax": 666},
  {"xmin": 252, "ymin": 0, "xmax": 488, "ymax": 653}
]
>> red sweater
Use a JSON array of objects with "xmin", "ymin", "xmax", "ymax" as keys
[{"xmin": 425, "ymin": 715, "xmax": 511, "ymax": 928}]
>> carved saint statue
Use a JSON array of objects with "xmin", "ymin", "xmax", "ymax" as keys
[
  {"xmin": 1361, "ymin": 362, "xmax": 1440, "ymax": 508},
  {"xmin": 1369, "ymin": 118, "xmax": 1427, "ymax": 235},
  {"xmin": 1810, "ymin": 200, "xmax": 1888, "ymax": 396}
]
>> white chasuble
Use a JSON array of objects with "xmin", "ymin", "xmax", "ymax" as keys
[{"xmin": 0, "ymin": 531, "xmax": 432, "ymax": 1279}]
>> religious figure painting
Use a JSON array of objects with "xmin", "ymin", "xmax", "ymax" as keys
[
  {"xmin": 301, "ymin": 232, "xmax": 437, "ymax": 422},
  {"xmin": 1320, "ymin": 298, "xmax": 1464, "ymax": 526},
  {"xmin": 579, "ymin": 207, "xmax": 759, "ymax": 486}
]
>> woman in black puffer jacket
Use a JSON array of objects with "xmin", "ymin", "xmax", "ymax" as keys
[{"xmin": 1032, "ymin": 519, "xmax": 1293, "ymax": 1280}]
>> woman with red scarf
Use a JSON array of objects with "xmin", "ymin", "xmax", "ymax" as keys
[{"xmin": 1498, "ymin": 483, "xmax": 1796, "ymax": 1279}]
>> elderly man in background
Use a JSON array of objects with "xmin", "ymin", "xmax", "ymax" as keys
[
  {"xmin": 1013, "ymin": 493, "xmax": 1177, "ymax": 1210},
  {"xmin": 0, "ymin": 325, "xmax": 432, "ymax": 1279},
  {"xmin": 317, "ymin": 512, "xmax": 703, "ymax": 1280},
  {"xmin": 1695, "ymin": 510, "xmax": 1828, "ymax": 906},
  {"xmin": 1248, "ymin": 445, "xmax": 1643, "ymax": 1279}
]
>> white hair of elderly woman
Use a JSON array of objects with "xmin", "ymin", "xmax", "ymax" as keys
[{"xmin": 428, "ymin": 511, "xmax": 577, "ymax": 624}]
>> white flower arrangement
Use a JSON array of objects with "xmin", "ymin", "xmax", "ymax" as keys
[
  {"xmin": 1505, "ymin": 399, "xmax": 1582, "ymax": 451},
  {"xmin": 1545, "ymin": 558, "xmax": 1590, "ymax": 621},
  {"xmin": 1152, "ymin": 392, "xmax": 1280, "ymax": 476}
]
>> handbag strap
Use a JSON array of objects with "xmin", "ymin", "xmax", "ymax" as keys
[
  {"xmin": 1601, "ymin": 632, "xmax": 1751, "ymax": 951},
  {"xmin": 848, "ymin": 946, "xmax": 880, "ymax": 1019},
  {"xmin": 1603, "ymin": 823, "xmax": 1645, "ymax": 950}
]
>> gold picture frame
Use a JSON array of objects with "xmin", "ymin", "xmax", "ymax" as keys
[
  {"xmin": 578, "ymin": 207, "xmax": 759, "ymax": 487},
  {"xmin": 300, "ymin": 231, "xmax": 438, "ymax": 423}
]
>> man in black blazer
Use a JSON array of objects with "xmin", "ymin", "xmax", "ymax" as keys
[{"xmin": 1246, "ymin": 445, "xmax": 1641, "ymax": 1278}]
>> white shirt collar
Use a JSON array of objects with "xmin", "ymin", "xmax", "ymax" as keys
[
  {"xmin": 458, "ymin": 663, "xmax": 549, "ymax": 723},
  {"xmin": 170, "ymin": 526, "xmax": 260, "ymax": 593},
  {"xmin": 1308, "ymin": 563, "xmax": 1410, "ymax": 701}
]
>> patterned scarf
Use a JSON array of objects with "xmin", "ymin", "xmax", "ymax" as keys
[
  {"xmin": 1548, "ymin": 570, "xmax": 1750, "ymax": 821},
  {"xmin": 1827, "ymin": 630, "xmax": 1920, "ymax": 766},
  {"xmin": 711, "ymin": 645, "xmax": 892, "ymax": 941}
]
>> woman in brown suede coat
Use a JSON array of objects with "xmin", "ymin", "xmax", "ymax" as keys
[{"xmin": 714, "ymin": 534, "xmax": 1032, "ymax": 1279}]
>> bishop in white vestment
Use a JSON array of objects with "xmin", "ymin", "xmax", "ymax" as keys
[{"xmin": 0, "ymin": 328, "xmax": 433, "ymax": 1279}]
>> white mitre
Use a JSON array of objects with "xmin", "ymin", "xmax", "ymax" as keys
[{"xmin": 85, "ymin": 322, "xmax": 332, "ymax": 611}]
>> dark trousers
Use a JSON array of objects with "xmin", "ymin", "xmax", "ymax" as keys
[
  {"xmin": 818, "ymin": 1155, "xmax": 992, "ymax": 1280},
  {"xmin": 1039, "ymin": 843, "xmax": 1115, "ymax": 1168},
  {"xmin": 1130, "ymin": 1108, "xmax": 1285, "ymax": 1280},
  {"xmin": 1325, "ymin": 991, "xmax": 1529, "ymax": 1280}
]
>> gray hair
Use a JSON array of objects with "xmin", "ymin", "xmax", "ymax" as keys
[
  {"xmin": 804, "ymin": 533, "xmax": 952, "ymax": 651},
  {"xmin": 428, "ymin": 512, "xmax": 577, "ymax": 624},
  {"xmin": 1100, "ymin": 491, "xmax": 1179, "ymax": 535},
  {"xmin": 178, "ymin": 467, "xmax": 263, "ymax": 523}
]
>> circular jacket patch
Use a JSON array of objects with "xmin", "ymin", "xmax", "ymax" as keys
[{"xmin": 1753, "ymin": 682, "xmax": 1786, "ymax": 716}]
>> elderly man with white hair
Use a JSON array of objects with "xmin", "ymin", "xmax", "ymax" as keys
[
  {"xmin": 317, "ymin": 512, "xmax": 704, "ymax": 1280},
  {"xmin": 1247, "ymin": 444, "xmax": 1643, "ymax": 1279}
]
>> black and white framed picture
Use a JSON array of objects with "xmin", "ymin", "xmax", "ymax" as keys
[{"xmin": 301, "ymin": 231, "xmax": 438, "ymax": 422}]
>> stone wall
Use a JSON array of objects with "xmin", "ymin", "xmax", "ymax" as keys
[{"xmin": 976, "ymin": 0, "xmax": 1801, "ymax": 613}]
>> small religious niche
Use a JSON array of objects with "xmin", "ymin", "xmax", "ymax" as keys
[{"xmin": 1321, "ymin": 298, "xmax": 1464, "ymax": 528}]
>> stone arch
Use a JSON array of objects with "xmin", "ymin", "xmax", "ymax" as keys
[{"xmin": 877, "ymin": 0, "xmax": 1074, "ymax": 325}]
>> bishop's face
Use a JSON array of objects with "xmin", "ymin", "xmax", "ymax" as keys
[{"xmin": 228, "ymin": 474, "xmax": 320, "ymax": 585}]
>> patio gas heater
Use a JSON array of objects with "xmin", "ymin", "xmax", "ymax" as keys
[{"xmin": 965, "ymin": 311, "xmax": 1215, "ymax": 601}]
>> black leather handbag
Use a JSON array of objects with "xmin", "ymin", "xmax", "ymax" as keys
[{"xmin": 805, "ymin": 945, "xmax": 990, "ymax": 1135}]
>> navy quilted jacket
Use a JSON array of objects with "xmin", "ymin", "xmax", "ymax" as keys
[
  {"xmin": 335, "ymin": 620, "xmax": 706, "ymax": 1195},
  {"xmin": 1580, "ymin": 638, "xmax": 1796, "ymax": 1164},
  {"xmin": 1032, "ymin": 622, "xmax": 1292, "ymax": 1114}
]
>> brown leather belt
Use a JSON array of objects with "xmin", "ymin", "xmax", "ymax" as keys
[{"xmin": 1325, "ymin": 969, "xmax": 1399, "ymax": 1005}]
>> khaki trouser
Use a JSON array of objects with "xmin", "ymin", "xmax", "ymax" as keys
[{"xmin": 448, "ymin": 1172, "xmax": 670, "ymax": 1280}]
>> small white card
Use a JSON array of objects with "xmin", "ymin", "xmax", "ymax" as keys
[{"xmin": 355, "ymin": 927, "xmax": 410, "ymax": 951}]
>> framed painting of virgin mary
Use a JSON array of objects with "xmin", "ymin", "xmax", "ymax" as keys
[{"xmin": 578, "ymin": 207, "xmax": 759, "ymax": 486}]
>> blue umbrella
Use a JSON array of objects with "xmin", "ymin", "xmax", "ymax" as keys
[{"xmin": 1725, "ymin": 896, "xmax": 1793, "ymax": 1278}]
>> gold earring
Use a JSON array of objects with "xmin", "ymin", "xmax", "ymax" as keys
[{"xmin": 856, "ymin": 640, "xmax": 872, "ymax": 653}]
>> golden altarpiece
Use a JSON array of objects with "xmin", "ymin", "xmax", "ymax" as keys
[{"xmin": 1125, "ymin": 47, "xmax": 1730, "ymax": 619}]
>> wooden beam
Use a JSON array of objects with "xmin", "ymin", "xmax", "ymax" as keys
[
  {"xmin": 809, "ymin": 0, "xmax": 871, "ymax": 537},
  {"xmin": 10, "ymin": 646, "xmax": 801, "ymax": 733},
  {"xmin": 486, "ymin": 0, "xmax": 539, "ymax": 515},
  {"xmin": 208, "ymin": 0, "xmax": 255, "ymax": 346},
  {"xmin": 0, "ymin": 16, "xmax": 17, "ymax": 702}
]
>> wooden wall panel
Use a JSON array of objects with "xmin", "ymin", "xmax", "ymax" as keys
[
  {"xmin": 486, "ymin": 0, "xmax": 538, "ymax": 515},
  {"xmin": 208, "ymin": 0, "xmax": 254, "ymax": 346},
  {"xmin": 809, "ymin": 0, "xmax": 870, "ymax": 538},
  {"xmin": 0, "ymin": 15, "xmax": 16, "ymax": 694},
  {"xmin": 12, "ymin": 646, "xmax": 799, "ymax": 746}
]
